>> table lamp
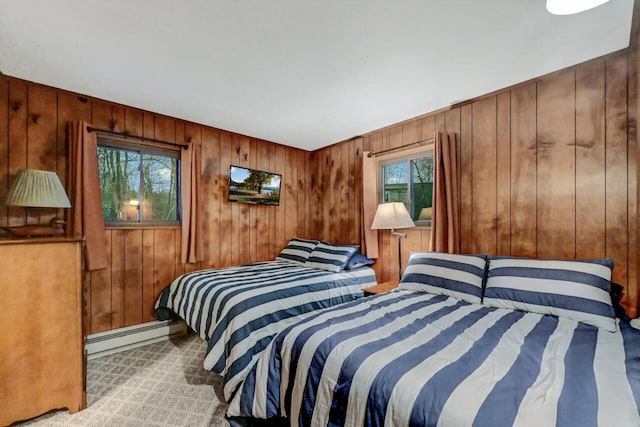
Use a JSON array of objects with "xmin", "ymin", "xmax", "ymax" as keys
[
  {"xmin": 371, "ymin": 202, "xmax": 415, "ymax": 280},
  {"xmin": 2, "ymin": 169, "xmax": 71, "ymax": 237}
]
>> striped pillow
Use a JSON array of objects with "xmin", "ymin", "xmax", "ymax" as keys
[
  {"xmin": 483, "ymin": 257, "xmax": 617, "ymax": 331},
  {"xmin": 307, "ymin": 242, "xmax": 359, "ymax": 272},
  {"xmin": 275, "ymin": 237, "xmax": 319, "ymax": 266},
  {"xmin": 399, "ymin": 252, "xmax": 488, "ymax": 304}
]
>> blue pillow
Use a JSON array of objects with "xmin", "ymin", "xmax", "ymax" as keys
[
  {"xmin": 399, "ymin": 252, "xmax": 488, "ymax": 304},
  {"xmin": 345, "ymin": 253, "xmax": 375, "ymax": 270},
  {"xmin": 483, "ymin": 256, "xmax": 617, "ymax": 331},
  {"xmin": 307, "ymin": 242, "xmax": 359, "ymax": 272},
  {"xmin": 275, "ymin": 237, "xmax": 319, "ymax": 266}
]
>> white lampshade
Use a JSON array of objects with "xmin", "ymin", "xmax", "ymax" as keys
[
  {"xmin": 371, "ymin": 202, "xmax": 415, "ymax": 230},
  {"xmin": 546, "ymin": 0, "xmax": 610, "ymax": 15},
  {"xmin": 5, "ymin": 169, "xmax": 71, "ymax": 208}
]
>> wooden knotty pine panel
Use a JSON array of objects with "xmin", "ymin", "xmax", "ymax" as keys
[
  {"xmin": 311, "ymin": 49, "xmax": 639, "ymax": 318},
  {"xmin": 0, "ymin": 74, "xmax": 311, "ymax": 334}
]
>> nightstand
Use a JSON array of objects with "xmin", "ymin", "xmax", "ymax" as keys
[{"xmin": 364, "ymin": 280, "xmax": 400, "ymax": 296}]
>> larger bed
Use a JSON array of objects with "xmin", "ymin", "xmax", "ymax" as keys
[
  {"xmin": 154, "ymin": 238, "xmax": 376, "ymax": 400},
  {"xmin": 227, "ymin": 252, "xmax": 640, "ymax": 427}
]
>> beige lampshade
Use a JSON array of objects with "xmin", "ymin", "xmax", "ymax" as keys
[
  {"xmin": 371, "ymin": 202, "xmax": 415, "ymax": 230},
  {"xmin": 5, "ymin": 169, "xmax": 71, "ymax": 208},
  {"xmin": 418, "ymin": 207, "xmax": 432, "ymax": 221}
]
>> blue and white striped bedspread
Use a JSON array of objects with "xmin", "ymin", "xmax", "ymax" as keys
[
  {"xmin": 154, "ymin": 260, "xmax": 376, "ymax": 401},
  {"xmin": 228, "ymin": 289, "xmax": 640, "ymax": 427}
]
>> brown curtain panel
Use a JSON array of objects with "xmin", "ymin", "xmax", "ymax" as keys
[
  {"xmin": 67, "ymin": 121, "xmax": 109, "ymax": 270},
  {"xmin": 429, "ymin": 132, "xmax": 460, "ymax": 253},
  {"xmin": 181, "ymin": 140, "xmax": 203, "ymax": 264},
  {"xmin": 361, "ymin": 151, "xmax": 379, "ymax": 259}
]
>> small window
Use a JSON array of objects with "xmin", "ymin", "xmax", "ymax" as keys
[
  {"xmin": 97, "ymin": 137, "xmax": 181, "ymax": 225},
  {"xmin": 379, "ymin": 151, "xmax": 433, "ymax": 225}
]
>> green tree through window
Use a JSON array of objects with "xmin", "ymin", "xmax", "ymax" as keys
[
  {"xmin": 97, "ymin": 138, "xmax": 180, "ymax": 224},
  {"xmin": 380, "ymin": 152, "xmax": 433, "ymax": 223}
]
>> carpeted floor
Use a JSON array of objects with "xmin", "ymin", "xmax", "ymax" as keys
[{"xmin": 14, "ymin": 333, "xmax": 229, "ymax": 427}]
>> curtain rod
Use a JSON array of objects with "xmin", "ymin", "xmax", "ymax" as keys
[
  {"xmin": 87, "ymin": 127, "xmax": 189, "ymax": 149},
  {"xmin": 367, "ymin": 137, "xmax": 434, "ymax": 157}
]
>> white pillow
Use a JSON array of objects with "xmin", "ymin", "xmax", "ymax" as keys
[
  {"xmin": 483, "ymin": 257, "xmax": 617, "ymax": 331},
  {"xmin": 275, "ymin": 237, "xmax": 318, "ymax": 266}
]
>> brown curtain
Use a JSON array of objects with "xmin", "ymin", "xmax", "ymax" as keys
[
  {"xmin": 181, "ymin": 140, "xmax": 203, "ymax": 264},
  {"xmin": 361, "ymin": 151, "xmax": 379, "ymax": 258},
  {"xmin": 67, "ymin": 121, "xmax": 109, "ymax": 270},
  {"xmin": 429, "ymin": 132, "xmax": 460, "ymax": 253}
]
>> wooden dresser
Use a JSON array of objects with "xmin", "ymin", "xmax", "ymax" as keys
[{"xmin": 0, "ymin": 238, "xmax": 85, "ymax": 426}]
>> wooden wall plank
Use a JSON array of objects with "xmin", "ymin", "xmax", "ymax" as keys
[
  {"xmin": 248, "ymin": 140, "xmax": 258, "ymax": 262},
  {"xmin": 154, "ymin": 115, "xmax": 175, "ymax": 143},
  {"xmin": 285, "ymin": 147, "xmax": 298, "ymax": 242},
  {"xmin": 27, "ymin": 85, "xmax": 58, "ymax": 225},
  {"xmin": 124, "ymin": 107, "xmax": 143, "ymax": 137},
  {"xmin": 308, "ymin": 150, "xmax": 321, "ymax": 240},
  {"xmin": 218, "ymin": 132, "xmax": 232, "ymax": 267},
  {"xmin": 605, "ymin": 55, "xmax": 629, "ymax": 286},
  {"xmin": 329, "ymin": 144, "xmax": 340, "ymax": 243},
  {"xmin": 628, "ymin": 41, "xmax": 639, "ymax": 318},
  {"xmin": 268, "ymin": 143, "xmax": 278, "ymax": 254},
  {"xmin": 298, "ymin": 150, "xmax": 309, "ymax": 239},
  {"xmin": 111, "ymin": 105, "xmax": 125, "ymax": 134},
  {"xmin": 91, "ymin": 101, "xmax": 112, "ymax": 131},
  {"xmin": 320, "ymin": 148, "xmax": 331, "ymax": 241},
  {"xmin": 537, "ymin": 70, "xmax": 576, "ymax": 259},
  {"xmin": 576, "ymin": 60, "xmax": 606, "ymax": 259},
  {"xmin": 471, "ymin": 97, "xmax": 498, "ymax": 254},
  {"xmin": 142, "ymin": 111, "xmax": 154, "ymax": 140},
  {"xmin": 7, "ymin": 79, "xmax": 27, "ymax": 227},
  {"xmin": 496, "ymin": 92, "xmax": 511, "ymax": 256},
  {"xmin": 444, "ymin": 108, "xmax": 461, "ymax": 135},
  {"xmin": 510, "ymin": 83, "xmax": 538, "ymax": 258},
  {"xmin": 0, "ymin": 76, "xmax": 9, "ymax": 227},
  {"xmin": 275, "ymin": 144, "xmax": 287, "ymax": 251},
  {"xmin": 459, "ymin": 105, "xmax": 473, "ymax": 254},
  {"xmin": 124, "ymin": 229, "xmax": 143, "ymax": 326},
  {"xmin": 91, "ymin": 230, "xmax": 112, "ymax": 333},
  {"xmin": 153, "ymin": 229, "xmax": 175, "ymax": 305},
  {"xmin": 237, "ymin": 135, "xmax": 251, "ymax": 265},
  {"xmin": 110, "ymin": 229, "xmax": 125, "ymax": 329},
  {"xmin": 348, "ymin": 139, "xmax": 359, "ymax": 245},
  {"xmin": 142, "ymin": 230, "xmax": 155, "ymax": 322},
  {"xmin": 255, "ymin": 140, "xmax": 271, "ymax": 260},
  {"xmin": 339, "ymin": 142, "xmax": 350, "ymax": 244},
  {"xmin": 201, "ymin": 126, "xmax": 220, "ymax": 268}
]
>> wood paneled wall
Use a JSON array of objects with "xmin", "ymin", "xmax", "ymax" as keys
[
  {"xmin": 312, "ymin": 49, "xmax": 639, "ymax": 318},
  {"xmin": 1, "ymin": 35, "xmax": 638, "ymax": 333},
  {"xmin": 0, "ymin": 75, "xmax": 311, "ymax": 334}
]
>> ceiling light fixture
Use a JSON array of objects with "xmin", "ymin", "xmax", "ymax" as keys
[{"xmin": 546, "ymin": 0, "xmax": 611, "ymax": 15}]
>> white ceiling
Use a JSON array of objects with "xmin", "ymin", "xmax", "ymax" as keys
[{"xmin": 0, "ymin": 0, "xmax": 634, "ymax": 151}]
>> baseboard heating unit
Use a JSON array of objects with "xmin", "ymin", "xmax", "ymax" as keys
[{"xmin": 85, "ymin": 320, "xmax": 187, "ymax": 359}]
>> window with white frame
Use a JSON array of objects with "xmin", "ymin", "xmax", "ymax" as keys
[
  {"xmin": 97, "ymin": 137, "xmax": 181, "ymax": 225},
  {"xmin": 379, "ymin": 150, "xmax": 434, "ymax": 225}
]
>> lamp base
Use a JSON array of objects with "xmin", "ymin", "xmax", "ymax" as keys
[{"xmin": 1, "ymin": 218, "xmax": 65, "ymax": 237}]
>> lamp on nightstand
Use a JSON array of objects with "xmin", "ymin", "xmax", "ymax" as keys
[
  {"xmin": 1, "ymin": 169, "xmax": 71, "ymax": 237},
  {"xmin": 371, "ymin": 202, "xmax": 415, "ymax": 280}
]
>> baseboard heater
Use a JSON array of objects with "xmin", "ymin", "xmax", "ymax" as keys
[{"xmin": 85, "ymin": 319, "xmax": 187, "ymax": 359}]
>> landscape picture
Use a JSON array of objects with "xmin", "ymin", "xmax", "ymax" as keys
[{"xmin": 228, "ymin": 165, "xmax": 281, "ymax": 206}]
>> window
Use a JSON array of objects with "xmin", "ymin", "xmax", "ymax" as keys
[
  {"xmin": 379, "ymin": 150, "xmax": 433, "ymax": 225},
  {"xmin": 97, "ymin": 137, "xmax": 181, "ymax": 225}
]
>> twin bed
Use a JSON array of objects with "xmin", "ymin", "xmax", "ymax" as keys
[
  {"xmin": 156, "ymin": 242, "xmax": 640, "ymax": 426},
  {"xmin": 154, "ymin": 238, "xmax": 376, "ymax": 400}
]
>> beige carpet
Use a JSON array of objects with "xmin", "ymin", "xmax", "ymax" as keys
[{"xmin": 15, "ymin": 334, "xmax": 229, "ymax": 427}]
